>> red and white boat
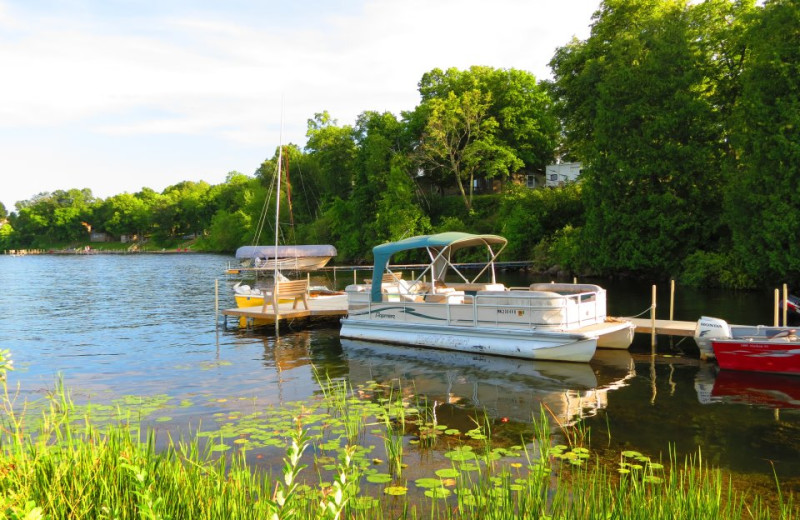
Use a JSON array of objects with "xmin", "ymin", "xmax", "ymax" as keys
[{"xmin": 712, "ymin": 333, "xmax": 800, "ymax": 375}]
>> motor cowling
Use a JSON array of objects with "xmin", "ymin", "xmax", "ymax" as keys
[{"xmin": 694, "ymin": 316, "xmax": 732, "ymax": 360}]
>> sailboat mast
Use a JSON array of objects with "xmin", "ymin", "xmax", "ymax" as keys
[{"xmin": 274, "ymin": 143, "xmax": 282, "ymax": 282}]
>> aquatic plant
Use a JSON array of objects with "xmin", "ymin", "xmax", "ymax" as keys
[{"xmin": 0, "ymin": 351, "xmax": 796, "ymax": 519}]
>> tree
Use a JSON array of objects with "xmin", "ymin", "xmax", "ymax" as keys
[
  {"xmin": 418, "ymin": 66, "xmax": 559, "ymax": 170},
  {"xmin": 0, "ymin": 201, "xmax": 7, "ymax": 220},
  {"xmin": 416, "ymin": 90, "xmax": 522, "ymax": 211},
  {"xmin": 550, "ymin": 0, "xmax": 726, "ymax": 277},
  {"xmin": 304, "ymin": 112, "xmax": 357, "ymax": 201},
  {"xmin": 725, "ymin": 0, "xmax": 800, "ymax": 286}
]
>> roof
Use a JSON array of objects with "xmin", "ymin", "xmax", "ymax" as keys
[{"xmin": 370, "ymin": 233, "xmax": 507, "ymax": 302}]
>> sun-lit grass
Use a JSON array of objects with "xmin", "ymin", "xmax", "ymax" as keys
[{"xmin": 0, "ymin": 349, "xmax": 796, "ymax": 519}]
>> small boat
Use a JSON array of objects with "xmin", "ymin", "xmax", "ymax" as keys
[
  {"xmin": 712, "ymin": 333, "xmax": 800, "ymax": 375},
  {"xmin": 235, "ymin": 244, "xmax": 337, "ymax": 272},
  {"xmin": 694, "ymin": 316, "xmax": 798, "ymax": 360},
  {"xmin": 339, "ymin": 232, "xmax": 634, "ymax": 363},
  {"xmin": 233, "ymin": 279, "xmax": 343, "ymax": 309}
]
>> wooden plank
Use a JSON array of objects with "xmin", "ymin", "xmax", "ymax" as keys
[{"xmin": 629, "ymin": 318, "xmax": 696, "ymax": 337}]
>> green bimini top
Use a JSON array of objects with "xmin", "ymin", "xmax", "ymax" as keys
[{"xmin": 370, "ymin": 232, "xmax": 507, "ymax": 302}]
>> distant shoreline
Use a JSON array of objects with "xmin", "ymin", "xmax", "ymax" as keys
[{"xmin": 3, "ymin": 247, "xmax": 201, "ymax": 256}]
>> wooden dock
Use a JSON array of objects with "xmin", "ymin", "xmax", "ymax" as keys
[
  {"xmin": 219, "ymin": 295, "xmax": 349, "ymax": 327},
  {"xmin": 629, "ymin": 318, "xmax": 696, "ymax": 337}
]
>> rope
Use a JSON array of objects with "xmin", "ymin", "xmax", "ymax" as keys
[{"xmin": 623, "ymin": 304, "xmax": 656, "ymax": 319}]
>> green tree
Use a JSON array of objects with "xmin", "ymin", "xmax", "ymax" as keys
[
  {"xmin": 725, "ymin": 0, "xmax": 800, "ymax": 286},
  {"xmin": 418, "ymin": 66, "xmax": 559, "ymax": 171},
  {"xmin": 550, "ymin": 0, "xmax": 725, "ymax": 277},
  {"xmin": 416, "ymin": 90, "xmax": 521, "ymax": 211},
  {"xmin": 305, "ymin": 112, "xmax": 357, "ymax": 201}
]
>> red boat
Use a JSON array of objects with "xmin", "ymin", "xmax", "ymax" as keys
[{"xmin": 712, "ymin": 333, "xmax": 800, "ymax": 375}]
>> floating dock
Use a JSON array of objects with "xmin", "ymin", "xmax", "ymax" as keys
[
  {"xmin": 629, "ymin": 318, "xmax": 695, "ymax": 336},
  {"xmin": 219, "ymin": 295, "xmax": 349, "ymax": 328}
]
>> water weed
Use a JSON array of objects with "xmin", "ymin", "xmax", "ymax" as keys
[{"xmin": 0, "ymin": 351, "xmax": 796, "ymax": 519}]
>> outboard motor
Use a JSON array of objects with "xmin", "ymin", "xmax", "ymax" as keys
[{"xmin": 694, "ymin": 316, "xmax": 732, "ymax": 359}]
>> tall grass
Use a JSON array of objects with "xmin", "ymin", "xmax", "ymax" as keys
[{"xmin": 0, "ymin": 349, "xmax": 796, "ymax": 519}]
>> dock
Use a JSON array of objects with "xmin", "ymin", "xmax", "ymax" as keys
[
  {"xmin": 219, "ymin": 295, "xmax": 349, "ymax": 328},
  {"xmin": 628, "ymin": 318, "xmax": 695, "ymax": 337}
]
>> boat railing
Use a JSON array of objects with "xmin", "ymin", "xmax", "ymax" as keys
[{"xmin": 345, "ymin": 284, "xmax": 606, "ymax": 330}]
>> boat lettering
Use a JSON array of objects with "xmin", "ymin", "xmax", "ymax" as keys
[
  {"xmin": 374, "ymin": 312, "xmax": 396, "ymax": 319},
  {"xmin": 701, "ymin": 322, "xmax": 722, "ymax": 328},
  {"xmin": 497, "ymin": 309, "xmax": 524, "ymax": 316}
]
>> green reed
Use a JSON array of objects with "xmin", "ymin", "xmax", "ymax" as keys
[{"xmin": 0, "ymin": 350, "xmax": 796, "ymax": 520}]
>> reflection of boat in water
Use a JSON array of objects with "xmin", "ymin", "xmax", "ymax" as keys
[
  {"xmin": 340, "ymin": 338, "xmax": 635, "ymax": 426},
  {"xmin": 696, "ymin": 364, "xmax": 800, "ymax": 409},
  {"xmin": 712, "ymin": 371, "xmax": 800, "ymax": 409}
]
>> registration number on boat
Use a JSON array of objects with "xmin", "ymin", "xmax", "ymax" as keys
[{"xmin": 497, "ymin": 309, "xmax": 525, "ymax": 316}]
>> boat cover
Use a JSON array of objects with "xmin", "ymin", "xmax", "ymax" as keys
[
  {"xmin": 235, "ymin": 244, "xmax": 337, "ymax": 260},
  {"xmin": 370, "ymin": 232, "xmax": 507, "ymax": 302}
]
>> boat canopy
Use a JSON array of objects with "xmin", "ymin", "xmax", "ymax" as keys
[
  {"xmin": 370, "ymin": 232, "xmax": 507, "ymax": 302},
  {"xmin": 235, "ymin": 244, "xmax": 337, "ymax": 261}
]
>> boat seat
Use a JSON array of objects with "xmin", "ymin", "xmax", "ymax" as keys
[
  {"xmin": 768, "ymin": 329, "xmax": 797, "ymax": 340},
  {"xmin": 261, "ymin": 279, "xmax": 309, "ymax": 312}
]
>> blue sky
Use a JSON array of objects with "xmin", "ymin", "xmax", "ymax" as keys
[{"xmin": 0, "ymin": 0, "xmax": 599, "ymax": 211}]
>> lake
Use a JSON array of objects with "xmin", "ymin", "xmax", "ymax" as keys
[{"xmin": 1, "ymin": 253, "xmax": 798, "ymax": 496}]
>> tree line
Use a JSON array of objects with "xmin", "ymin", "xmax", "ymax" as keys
[{"xmin": 1, "ymin": 0, "xmax": 797, "ymax": 289}]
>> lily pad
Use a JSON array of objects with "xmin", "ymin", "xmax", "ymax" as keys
[
  {"xmin": 424, "ymin": 487, "xmax": 451, "ymax": 499},
  {"xmin": 366, "ymin": 473, "xmax": 392, "ymax": 484},
  {"xmin": 435, "ymin": 468, "xmax": 460, "ymax": 479},
  {"xmin": 384, "ymin": 486, "xmax": 408, "ymax": 496}
]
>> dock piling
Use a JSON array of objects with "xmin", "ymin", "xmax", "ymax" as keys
[
  {"xmin": 651, "ymin": 285, "xmax": 657, "ymax": 353},
  {"xmin": 774, "ymin": 289, "xmax": 780, "ymax": 327}
]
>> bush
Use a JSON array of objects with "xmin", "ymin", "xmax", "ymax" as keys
[{"xmin": 681, "ymin": 251, "xmax": 755, "ymax": 289}]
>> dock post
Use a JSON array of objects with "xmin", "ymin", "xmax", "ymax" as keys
[
  {"xmin": 669, "ymin": 279, "xmax": 675, "ymax": 321},
  {"xmin": 353, "ymin": 270, "xmax": 356, "ymax": 285},
  {"xmin": 215, "ymin": 279, "xmax": 219, "ymax": 329},
  {"xmin": 774, "ymin": 289, "xmax": 780, "ymax": 326},
  {"xmin": 651, "ymin": 285, "xmax": 657, "ymax": 354},
  {"xmin": 783, "ymin": 283, "xmax": 788, "ymax": 327}
]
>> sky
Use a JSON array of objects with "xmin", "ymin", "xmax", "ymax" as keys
[{"xmin": 0, "ymin": 0, "xmax": 600, "ymax": 212}]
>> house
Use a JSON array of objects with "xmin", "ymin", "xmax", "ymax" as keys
[
  {"xmin": 545, "ymin": 162, "xmax": 582, "ymax": 187},
  {"xmin": 90, "ymin": 231, "xmax": 111, "ymax": 242}
]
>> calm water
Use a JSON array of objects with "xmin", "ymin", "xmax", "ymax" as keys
[{"xmin": 1, "ymin": 254, "xmax": 798, "ymax": 492}]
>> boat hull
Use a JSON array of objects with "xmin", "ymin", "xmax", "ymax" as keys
[
  {"xmin": 339, "ymin": 318, "xmax": 597, "ymax": 363},
  {"xmin": 712, "ymin": 339, "xmax": 800, "ymax": 375}
]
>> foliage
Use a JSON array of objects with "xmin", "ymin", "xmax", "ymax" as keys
[
  {"xmin": 305, "ymin": 112, "xmax": 357, "ymax": 202},
  {"xmin": 681, "ymin": 250, "xmax": 755, "ymax": 289},
  {"xmin": 724, "ymin": 0, "xmax": 800, "ymax": 288},
  {"xmin": 0, "ymin": 351, "xmax": 795, "ymax": 520},
  {"xmin": 551, "ymin": 0, "xmax": 730, "ymax": 278},
  {"xmin": 497, "ymin": 184, "xmax": 584, "ymax": 263},
  {"xmin": 4, "ymin": 13, "xmax": 800, "ymax": 289}
]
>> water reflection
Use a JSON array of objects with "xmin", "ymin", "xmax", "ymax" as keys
[
  {"xmin": 339, "ymin": 339, "xmax": 636, "ymax": 428},
  {"xmin": 697, "ymin": 365, "xmax": 800, "ymax": 409}
]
